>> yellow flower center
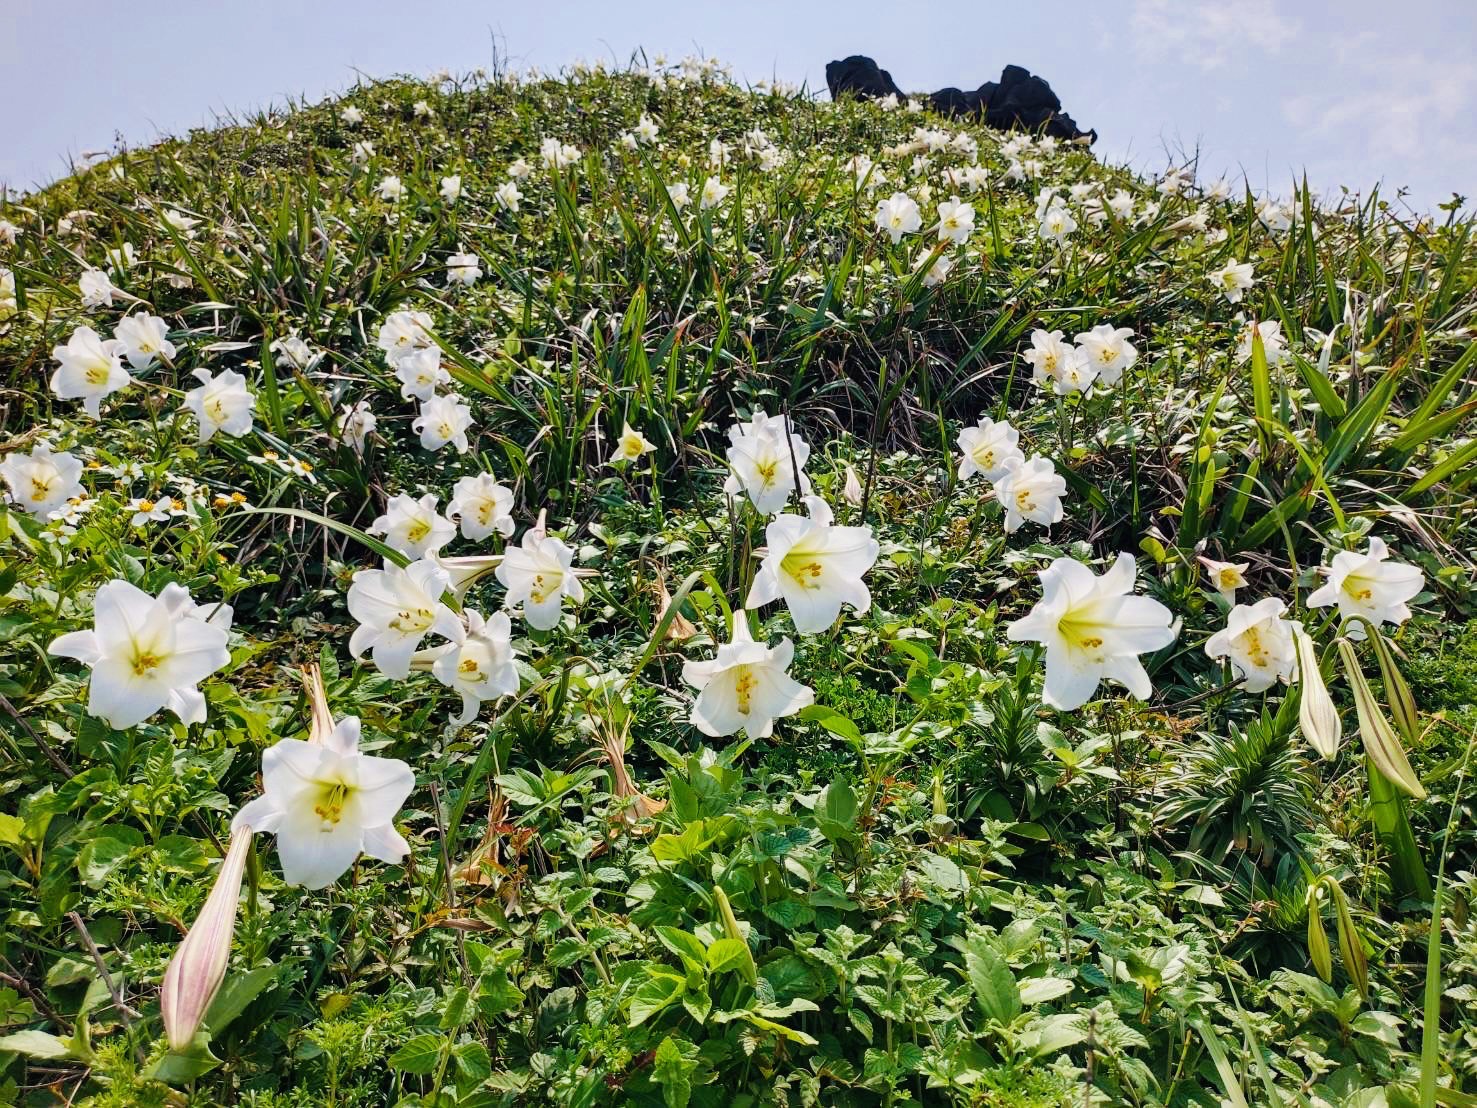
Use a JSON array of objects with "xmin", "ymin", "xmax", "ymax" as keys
[
  {"xmin": 389, "ymin": 607, "xmax": 434, "ymax": 634},
  {"xmin": 734, "ymin": 665, "xmax": 756, "ymax": 713},
  {"xmin": 130, "ymin": 649, "xmax": 163, "ymax": 676},
  {"xmin": 530, "ymin": 571, "xmax": 561, "ymax": 605},
  {"xmin": 85, "ymin": 364, "xmax": 112, "ymax": 386},
  {"xmin": 405, "ymin": 520, "xmax": 430, "ymax": 544},
  {"xmin": 314, "ymin": 781, "xmax": 351, "ymax": 829},
  {"xmin": 781, "ymin": 552, "xmax": 825, "ymax": 588}
]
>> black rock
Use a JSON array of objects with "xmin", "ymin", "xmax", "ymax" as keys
[{"xmin": 826, "ymin": 56, "xmax": 1096, "ymax": 145}]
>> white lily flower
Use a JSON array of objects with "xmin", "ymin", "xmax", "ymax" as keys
[
  {"xmin": 1236, "ymin": 319, "xmax": 1287, "ymax": 366},
  {"xmin": 1306, "ymin": 536, "xmax": 1424, "ymax": 638},
  {"xmin": 336, "ymin": 400, "xmax": 376, "ymax": 454},
  {"xmin": 682, "ymin": 615, "xmax": 814, "ymax": 738},
  {"xmin": 414, "ymin": 609, "xmax": 519, "ymax": 725},
  {"xmin": 1198, "ymin": 557, "xmax": 1249, "ymax": 603},
  {"xmin": 370, "ymin": 493, "xmax": 455, "ymax": 559},
  {"xmin": 446, "ymin": 250, "xmax": 481, "ymax": 286},
  {"xmin": 1038, "ymin": 205, "xmax": 1076, "ymax": 244},
  {"xmin": 375, "ymin": 175, "xmax": 405, "ymax": 201},
  {"xmin": 439, "ymin": 174, "xmax": 462, "ymax": 203},
  {"xmin": 50, "ymin": 325, "xmax": 131, "ymax": 417},
  {"xmin": 956, "ymin": 415, "xmax": 1024, "ymax": 482},
  {"xmin": 993, "ymin": 455, "xmax": 1067, "ymax": 533},
  {"xmin": 609, "ymin": 422, "xmax": 656, "ymax": 465},
  {"xmin": 394, "ymin": 346, "xmax": 450, "ymax": 401},
  {"xmin": 183, "ymin": 368, "xmax": 256, "ymax": 444},
  {"xmin": 347, "ymin": 559, "xmax": 461, "ymax": 679},
  {"xmin": 376, "ymin": 309, "xmax": 436, "ymax": 365},
  {"xmin": 448, "ymin": 473, "xmax": 515, "ymax": 540},
  {"xmin": 113, "ymin": 312, "xmax": 176, "ymax": 370},
  {"xmin": 48, "ymin": 580, "xmax": 231, "ymax": 729},
  {"xmin": 935, "ymin": 196, "xmax": 975, "ymax": 244},
  {"xmin": 723, "ymin": 409, "xmax": 811, "ymax": 515},
  {"xmin": 875, "ymin": 192, "xmax": 922, "ymax": 243},
  {"xmin": 1053, "ymin": 348, "xmax": 1099, "ymax": 395},
  {"xmin": 496, "ymin": 528, "xmax": 584, "ymax": 631},
  {"xmin": 1023, "ymin": 328, "xmax": 1071, "ymax": 391},
  {"xmin": 232, "ymin": 713, "xmax": 414, "ymax": 890},
  {"xmin": 1210, "ymin": 259, "xmax": 1255, "ymax": 303},
  {"xmin": 746, "ymin": 496, "xmax": 879, "ymax": 634},
  {"xmin": 666, "ymin": 182, "xmax": 691, "ymax": 210},
  {"xmin": 495, "ymin": 181, "xmax": 522, "ymax": 211},
  {"xmin": 1006, "ymin": 553, "xmax": 1177, "ymax": 711},
  {"xmin": 1, "ymin": 445, "xmax": 85, "ymax": 517},
  {"xmin": 1205, "ymin": 597, "xmax": 1297, "ymax": 693},
  {"xmin": 1074, "ymin": 324, "xmax": 1137, "ymax": 385},
  {"xmin": 700, "ymin": 175, "xmax": 730, "ymax": 210},
  {"xmin": 79, "ymin": 267, "xmax": 115, "ymax": 308},
  {"xmin": 414, "ymin": 393, "xmax": 474, "ymax": 453}
]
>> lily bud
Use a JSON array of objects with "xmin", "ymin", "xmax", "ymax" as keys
[
  {"xmin": 1335, "ymin": 638, "xmax": 1425, "ymax": 800},
  {"xmin": 302, "ymin": 664, "xmax": 334, "ymax": 745},
  {"xmin": 160, "ymin": 828, "xmax": 252, "ymax": 1051},
  {"xmin": 1291, "ymin": 623, "xmax": 1341, "ymax": 760},
  {"xmin": 842, "ymin": 464, "xmax": 864, "ymax": 507},
  {"xmin": 433, "ymin": 554, "xmax": 503, "ymax": 601}
]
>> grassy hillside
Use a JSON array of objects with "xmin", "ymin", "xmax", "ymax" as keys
[{"xmin": 1, "ymin": 57, "xmax": 1476, "ymax": 1106}]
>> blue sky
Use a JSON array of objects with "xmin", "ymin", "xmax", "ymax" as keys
[{"xmin": 2, "ymin": 0, "xmax": 1474, "ymax": 212}]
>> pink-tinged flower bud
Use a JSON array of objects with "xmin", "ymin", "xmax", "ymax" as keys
[{"xmin": 160, "ymin": 828, "xmax": 251, "ymax": 1051}]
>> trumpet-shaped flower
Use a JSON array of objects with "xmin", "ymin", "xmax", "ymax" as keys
[
  {"xmin": 666, "ymin": 182, "xmax": 691, "ymax": 210},
  {"xmin": 746, "ymin": 496, "xmax": 879, "ymax": 634},
  {"xmin": 700, "ymin": 176, "xmax": 730, "ymax": 210},
  {"xmin": 51, "ymin": 326, "xmax": 131, "ymax": 417},
  {"xmin": 347, "ymin": 559, "xmax": 461, "ymax": 679},
  {"xmin": 1306, "ymin": 536, "xmax": 1423, "ymax": 637},
  {"xmin": 1, "ymin": 445, "xmax": 85, "ymax": 517},
  {"xmin": 183, "ymin": 368, "xmax": 256, "ymax": 443},
  {"xmin": 496, "ymin": 529, "xmax": 584, "ymax": 630},
  {"xmin": 956, "ymin": 415, "xmax": 1023, "ymax": 482},
  {"xmin": 448, "ymin": 473, "xmax": 515, "ymax": 540},
  {"xmin": 416, "ymin": 609, "xmax": 519, "ymax": 725},
  {"xmin": 1210, "ymin": 259, "xmax": 1255, "ymax": 303},
  {"xmin": 682, "ymin": 616, "xmax": 814, "ymax": 738},
  {"xmin": 49, "ymin": 580, "xmax": 232, "ymax": 729},
  {"xmin": 232, "ymin": 714, "xmax": 414, "ymax": 890},
  {"xmin": 1038, "ymin": 205, "xmax": 1076, "ymax": 243},
  {"xmin": 370, "ymin": 493, "xmax": 456, "ymax": 559},
  {"xmin": 113, "ymin": 312, "xmax": 176, "ymax": 370},
  {"xmin": 875, "ymin": 192, "xmax": 922, "ymax": 243},
  {"xmin": 414, "ymin": 393, "xmax": 474, "ymax": 453},
  {"xmin": 723, "ymin": 409, "xmax": 811, "ymax": 515},
  {"xmin": 79, "ymin": 268, "xmax": 115, "ymax": 308},
  {"xmin": 1204, "ymin": 597, "xmax": 1297, "ymax": 692},
  {"xmin": 935, "ymin": 196, "xmax": 975, "ymax": 244},
  {"xmin": 1023, "ymin": 328, "xmax": 1071, "ymax": 391},
  {"xmin": 446, "ymin": 251, "xmax": 482, "ymax": 286},
  {"xmin": 993, "ymin": 455, "xmax": 1067, "ymax": 533},
  {"xmin": 1198, "ymin": 557, "xmax": 1249, "ymax": 602},
  {"xmin": 609, "ymin": 422, "xmax": 656, "ymax": 465},
  {"xmin": 1006, "ymin": 554, "xmax": 1177, "ymax": 710},
  {"xmin": 1075, "ymin": 325, "xmax": 1137, "ymax": 386},
  {"xmin": 439, "ymin": 174, "xmax": 462, "ymax": 203},
  {"xmin": 495, "ymin": 181, "xmax": 522, "ymax": 211},
  {"xmin": 395, "ymin": 346, "xmax": 451, "ymax": 401},
  {"xmin": 376, "ymin": 309, "xmax": 436, "ymax": 365},
  {"xmin": 337, "ymin": 400, "xmax": 376, "ymax": 454},
  {"xmin": 1236, "ymin": 319, "xmax": 1286, "ymax": 366}
]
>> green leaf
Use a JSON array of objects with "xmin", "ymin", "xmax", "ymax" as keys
[
  {"xmin": 652, "ymin": 1035, "xmax": 698, "ymax": 1108},
  {"xmin": 814, "ymin": 779, "xmax": 859, "ymax": 840},
  {"xmin": 628, "ymin": 972, "xmax": 685, "ymax": 1027},
  {"xmin": 964, "ymin": 940, "xmax": 1020, "ymax": 1023},
  {"xmin": 204, "ymin": 963, "xmax": 280, "ymax": 1035},
  {"xmin": 705, "ymin": 938, "xmax": 753, "ymax": 978},
  {"xmin": 389, "ymin": 1032, "xmax": 445, "ymax": 1075},
  {"xmin": 0, "ymin": 1029, "xmax": 70, "ymax": 1060},
  {"xmin": 145, "ymin": 1034, "xmax": 223, "ymax": 1084}
]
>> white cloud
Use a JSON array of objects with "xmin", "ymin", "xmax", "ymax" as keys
[
  {"xmin": 1283, "ymin": 35, "xmax": 1476, "ymax": 164},
  {"xmin": 1130, "ymin": 0, "xmax": 1300, "ymax": 71}
]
